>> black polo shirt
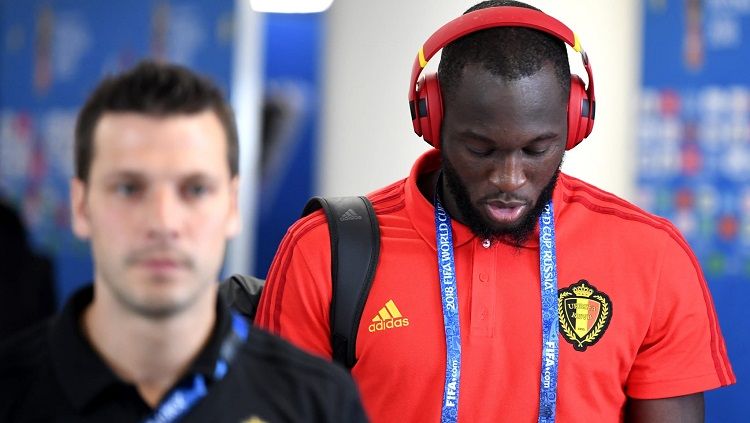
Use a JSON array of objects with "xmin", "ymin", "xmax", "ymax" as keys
[{"xmin": 0, "ymin": 286, "xmax": 368, "ymax": 422}]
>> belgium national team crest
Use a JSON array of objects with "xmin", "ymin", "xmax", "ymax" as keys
[{"xmin": 558, "ymin": 280, "xmax": 612, "ymax": 352}]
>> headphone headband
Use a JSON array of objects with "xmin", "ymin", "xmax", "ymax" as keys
[
  {"xmin": 409, "ymin": 7, "xmax": 581, "ymax": 103},
  {"xmin": 408, "ymin": 6, "xmax": 596, "ymax": 150}
]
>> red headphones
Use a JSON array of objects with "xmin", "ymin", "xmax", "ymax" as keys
[{"xmin": 408, "ymin": 6, "xmax": 596, "ymax": 150}]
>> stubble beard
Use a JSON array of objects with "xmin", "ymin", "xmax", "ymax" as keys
[{"xmin": 96, "ymin": 247, "xmax": 210, "ymax": 320}]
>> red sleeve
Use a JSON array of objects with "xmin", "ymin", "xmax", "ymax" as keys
[
  {"xmin": 255, "ymin": 212, "xmax": 334, "ymax": 359},
  {"xmin": 625, "ymin": 229, "xmax": 735, "ymax": 398}
]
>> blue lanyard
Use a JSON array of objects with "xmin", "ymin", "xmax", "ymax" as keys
[
  {"xmin": 434, "ymin": 199, "xmax": 461, "ymax": 423},
  {"xmin": 537, "ymin": 202, "xmax": 559, "ymax": 423},
  {"xmin": 433, "ymin": 198, "xmax": 559, "ymax": 423},
  {"xmin": 143, "ymin": 312, "xmax": 250, "ymax": 423}
]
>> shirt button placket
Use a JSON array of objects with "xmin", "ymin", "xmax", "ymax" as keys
[{"xmin": 471, "ymin": 238, "xmax": 494, "ymax": 337}]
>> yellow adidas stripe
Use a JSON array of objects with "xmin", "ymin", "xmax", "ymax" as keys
[
  {"xmin": 378, "ymin": 308, "xmax": 390, "ymax": 321},
  {"xmin": 385, "ymin": 300, "xmax": 402, "ymax": 318},
  {"xmin": 371, "ymin": 299, "xmax": 405, "ymax": 321}
]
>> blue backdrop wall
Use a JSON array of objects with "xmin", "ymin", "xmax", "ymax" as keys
[
  {"xmin": 253, "ymin": 12, "xmax": 322, "ymax": 277},
  {"xmin": 0, "ymin": 0, "xmax": 235, "ymax": 306},
  {"xmin": 638, "ymin": 1, "xmax": 749, "ymax": 420}
]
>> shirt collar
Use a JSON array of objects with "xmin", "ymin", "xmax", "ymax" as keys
[
  {"xmin": 403, "ymin": 149, "xmax": 565, "ymax": 250},
  {"xmin": 50, "ymin": 284, "xmax": 231, "ymax": 412}
]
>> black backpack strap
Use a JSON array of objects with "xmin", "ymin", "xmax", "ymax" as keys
[
  {"xmin": 302, "ymin": 196, "xmax": 380, "ymax": 369},
  {"xmin": 219, "ymin": 274, "xmax": 265, "ymax": 321}
]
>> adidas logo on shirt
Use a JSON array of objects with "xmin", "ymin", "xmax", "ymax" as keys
[
  {"xmin": 368, "ymin": 300, "xmax": 409, "ymax": 333},
  {"xmin": 339, "ymin": 208, "xmax": 363, "ymax": 221}
]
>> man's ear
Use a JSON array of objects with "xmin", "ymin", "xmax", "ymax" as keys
[
  {"xmin": 225, "ymin": 176, "xmax": 242, "ymax": 238},
  {"xmin": 70, "ymin": 178, "xmax": 91, "ymax": 239}
]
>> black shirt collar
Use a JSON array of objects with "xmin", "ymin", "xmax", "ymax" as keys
[{"xmin": 49, "ymin": 284, "xmax": 232, "ymax": 412}]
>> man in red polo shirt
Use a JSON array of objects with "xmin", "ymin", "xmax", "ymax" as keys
[{"xmin": 256, "ymin": 1, "xmax": 735, "ymax": 421}]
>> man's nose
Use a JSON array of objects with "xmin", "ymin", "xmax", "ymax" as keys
[
  {"xmin": 146, "ymin": 187, "xmax": 181, "ymax": 240},
  {"xmin": 489, "ymin": 153, "xmax": 527, "ymax": 193}
]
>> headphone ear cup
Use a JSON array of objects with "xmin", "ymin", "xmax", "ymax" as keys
[
  {"xmin": 566, "ymin": 74, "xmax": 594, "ymax": 150},
  {"xmin": 415, "ymin": 73, "xmax": 444, "ymax": 148}
]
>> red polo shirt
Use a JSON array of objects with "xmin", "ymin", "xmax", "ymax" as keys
[{"xmin": 257, "ymin": 149, "xmax": 734, "ymax": 422}]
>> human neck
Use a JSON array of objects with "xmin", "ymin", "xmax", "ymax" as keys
[
  {"xmin": 417, "ymin": 168, "xmax": 467, "ymax": 224},
  {"xmin": 81, "ymin": 283, "xmax": 217, "ymax": 407}
]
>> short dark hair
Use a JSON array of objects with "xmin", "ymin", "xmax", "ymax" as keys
[
  {"xmin": 437, "ymin": 0, "xmax": 571, "ymax": 106},
  {"xmin": 74, "ymin": 60, "xmax": 239, "ymax": 181}
]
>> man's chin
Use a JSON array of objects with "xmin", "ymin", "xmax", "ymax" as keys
[
  {"xmin": 473, "ymin": 210, "xmax": 539, "ymax": 247},
  {"xmin": 125, "ymin": 296, "xmax": 195, "ymax": 319},
  {"xmin": 483, "ymin": 213, "xmax": 527, "ymax": 232},
  {"xmin": 111, "ymin": 281, "xmax": 208, "ymax": 319},
  {"xmin": 490, "ymin": 225, "xmax": 531, "ymax": 242}
]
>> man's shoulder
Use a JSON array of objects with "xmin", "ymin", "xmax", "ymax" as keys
[
  {"xmin": 0, "ymin": 318, "xmax": 56, "ymax": 416},
  {"xmin": 205, "ymin": 325, "xmax": 368, "ymax": 422},
  {"xmin": 284, "ymin": 178, "xmax": 410, "ymax": 245},
  {"xmin": 0, "ymin": 319, "xmax": 53, "ymax": 377},
  {"xmin": 557, "ymin": 173, "xmax": 700, "ymax": 265},
  {"xmin": 367, "ymin": 178, "xmax": 409, "ymax": 212},
  {"xmin": 240, "ymin": 326, "xmax": 352, "ymax": 385},
  {"xmin": 558, "ymin": 173, "xmax": 677, "ymax": 233}
]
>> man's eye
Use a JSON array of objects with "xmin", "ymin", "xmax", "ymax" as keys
[
  {"xmin": 523, "ymin": 147, "xmax": 548, "ymax": 156},
  {"xmin": 467, "ymin": 146, "xmax": 492, "ymax": 157},
  {"xmin": 184, "ymin": 183, "xmax": 209, "ymax": 198},
  {"xmin": 115, "ymin": 182, "xmax": 141, "ymax": 197}
]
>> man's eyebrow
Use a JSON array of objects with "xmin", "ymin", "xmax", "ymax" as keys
[
  {"xmin": 181, "ymin": 172, "xmax": 220, "ymax": 182},
  {"xmin": 100, "ymin": 171, "xmax": 221, "ymax": 181},
  {"xmin": 101, "ymin": 170, "xmax": 146, "ymax": 181},
  {"xmin": 457, "ymin": 129, "xmax": 560, "ymax": 143},
  {"xmin": 526, "ymin": 132, "xmax": 559, "ymax": 143}
]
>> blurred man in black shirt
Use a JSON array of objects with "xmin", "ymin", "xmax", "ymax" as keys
[{"xmin": 0, "ymin": 61, "xmax": 367, "ymax": 423}]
